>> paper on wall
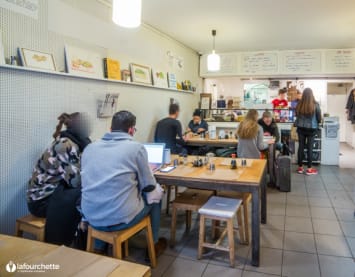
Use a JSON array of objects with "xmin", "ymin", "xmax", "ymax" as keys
[{"xmin": 0, "ymin": 0, "xmax": 39, "ymax": 19}]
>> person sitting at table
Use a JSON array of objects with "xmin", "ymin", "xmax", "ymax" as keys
[
  {"xmin": 237, "ymin": 109, "xmax": 275, "ymax": 159},
  {"xmin": 154, "ymin": 103, "xmax": 187, "ymax": 154},
  {"xmin": 81, "ymin": 110, "xmax": 167, "ymax": 256},
  {"xmin": 186, "ymin": 109, "xmax": 208, "ymax": 134},
  {"xmin": 257, "ymin": 111, "xmax": 282, "ymax": 151},
  {"xmin": 27, "ymin": 112, "xmax": 91, "ymax": 245}
]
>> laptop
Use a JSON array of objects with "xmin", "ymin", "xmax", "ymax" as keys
[{"xmin": 143, "ymin": 143, "xmax": 165, "ymax": 172}]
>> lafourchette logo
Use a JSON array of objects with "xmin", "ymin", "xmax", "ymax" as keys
[
  {"xmin": 6, "ymin": 261, "xmax": 16, "ymax": 273},
  {"xmin": 5, "ymin": 261, "xmax": 60, "ymax": 273}
]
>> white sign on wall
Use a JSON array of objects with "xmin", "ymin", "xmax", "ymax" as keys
[
  {"xmin": 280, "ymin": 50, "xmax": 322, "ymax": 74},
  {"xmin": 325, "ymin": 49, "xmax": 355, "ymax": 73},
  {"xmin": 0, "ymin": 0, "xmax": 39, "ymax": 19},
  {"xmin": 240, "ymin": 52, "xmax": 278, "ymax": 74}
]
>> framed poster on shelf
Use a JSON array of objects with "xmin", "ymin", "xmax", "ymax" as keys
[
  {"xmin": 19, "ymin": 48, "xmax": 56, "ymax": 71},
  {"xmin": 152, "ymin": 70, "xmax": 168, "ymax": 88},
  {"xmin": 200, "ymin": 93, "xmax": 212, "ymax": 109},
  {"xmin": 167, "ymin": 72, "xmax": 177, "ymax": 89},
  {"xmin": 130, "ymin": 63, "xmax": 152, "ymax": 85},
  {"xmin": 65, "ymin": 45, "xmax": 103, "ymax": 78}
]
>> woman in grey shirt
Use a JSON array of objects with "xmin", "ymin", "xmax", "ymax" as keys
[{"xmin": 237, "ymin": 109, "xmax": 275, "ymax": 159}]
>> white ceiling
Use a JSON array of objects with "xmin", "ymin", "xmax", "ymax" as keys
[{"xmin": 141, "ymin": 0, "xmax": 355, "ymax": 54}]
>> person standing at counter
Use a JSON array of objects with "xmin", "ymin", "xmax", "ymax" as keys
[
  {"xmin": 237, "ymin": 109, "xmax": 275, "ymax": 159},
  {"xmin": 272, "ymin": 88, "xmax": 288, "ymax": 109},
  {"xmin": 257, "ymin": 111, "xmax": 282, "ymax": 150},
  {"xmin": 291, "ymin": 89, "xmax": 302, "ymax": 109},
  {"xmin": 186, "ymin": 109, "xmax": 208, "ymax": 134},
  {"xmin": 295, "ymin": 88, "xmax": 322, "ymax": 175}
]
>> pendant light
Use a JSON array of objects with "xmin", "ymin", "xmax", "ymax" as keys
[
  {"xmin": 207, "ymin": 30, "xmax": 220, "ymax": 72},
  {"xmin": 112, "ymin": 0, "xmax": 142, "ymax": 28}
]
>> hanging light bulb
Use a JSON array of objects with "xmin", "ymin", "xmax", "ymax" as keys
[
  {"xmin": 112, "ymin": 0, "xmax": 142, "ymax": 28},
  {"xmin": 207, "ymin": 30, "xmax": 220, "ymax": 72}
]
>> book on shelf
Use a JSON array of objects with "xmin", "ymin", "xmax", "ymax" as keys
[{"xmin": 103, "ymin": 58, "xmax": 121, "ymax": 80}]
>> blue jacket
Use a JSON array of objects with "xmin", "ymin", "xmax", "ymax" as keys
[
  {"xmin": 295, "ymin": 103, "xmax": 322, "ymax": 130},
  {"xmin": 81, "ymin": 132, "xmax": 156, "ymax": 227}
]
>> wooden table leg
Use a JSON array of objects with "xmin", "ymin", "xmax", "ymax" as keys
[
  {"xmin": 251, "ymin": 188, "xmax": 260, "ymax": 267},
  {"xmin": 261, "ymin": 170, "xmax": 267, "ymax": 225}
]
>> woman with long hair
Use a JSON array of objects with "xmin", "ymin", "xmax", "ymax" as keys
[
  {"xmin": 237, "ymin": 109, "xmax": 275, "ymax": 159},
  {"xmin": 295, "ymin": 88, "xmax": 322, "ymax": 175}
]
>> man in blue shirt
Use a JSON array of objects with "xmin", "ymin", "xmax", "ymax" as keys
[
  {"xmin": 81, "ymin": 111, "xmax": 166, "ymax": 255},
  {"xmin": 186, "ymin": 109, "xmax": 208, "ymax": 134}
]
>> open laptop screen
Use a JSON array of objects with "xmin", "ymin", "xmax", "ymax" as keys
[{"xmin": 143, "ymin": 143, "xmax": 165, "ymax": 164}]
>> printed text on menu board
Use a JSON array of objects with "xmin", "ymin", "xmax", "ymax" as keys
[
  {"xmin": 282, "ymin": 51, "xmax": 322, "ymax": 73},
  {"xmin": 325, "ymin": 50, "xmax": 355, "ymax": 73},
  {"xmin": 241, "ymin": 52, "xmax": 278, "ymax": 74}
]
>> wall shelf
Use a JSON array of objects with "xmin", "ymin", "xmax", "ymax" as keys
[{"xmin": 0, "ymin": 64, "xmax": 196, "ymax": 95}]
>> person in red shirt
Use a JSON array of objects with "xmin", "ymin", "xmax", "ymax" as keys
[{"xmin": 272, "ymin": 88, "xmax": 288, "ymax": 108}]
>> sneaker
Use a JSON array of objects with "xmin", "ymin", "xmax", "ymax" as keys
[
  {"xmin": 297, "ymin": 167, "xmax": 304, "ymax": 174},
  {"xmin": 306, "ymin": 168, "xmax": 318, "ymax": 175}
]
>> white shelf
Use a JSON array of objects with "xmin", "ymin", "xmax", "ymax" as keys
[{"xmin": 0, "ymin": 64, "xmax": 195, "ymax": 94}]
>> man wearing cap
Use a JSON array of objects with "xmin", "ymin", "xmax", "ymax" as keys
[
  {"xmin": 258, "ymin": 111, "xmax": 282, "ymax": 150},
  {"xmin": 186, "ymin": 109, "xmax": 208, "ymax": 134}
]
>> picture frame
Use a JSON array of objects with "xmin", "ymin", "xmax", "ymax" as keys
[
  {"xmin": 130, "ymin": 63, "xmax": 152, "ymax": 85},
  {"xmin": 64, "ymin": 45, "xmax": 103, "ymax": 78},
  {"xmin": 121, "ymin": 69, "xmax": 131, "ymax": 82},
  {"xmin": 97, "ymin": 93, "xmax": 119, "ymax": 118},
  {"xmin": 152, "ymin": 70, "xmax": 168, "ymax": 88},
  {"xmin": 167, "ymin": 72, "xmax": 177, "ymax": 89},
  {"xmin": 200, "ymin": 93, "xmax": 212, "ymax": 109},
  {"xmin": 19, "ymin": 48, "xmax": 56, "ymax": 71}
]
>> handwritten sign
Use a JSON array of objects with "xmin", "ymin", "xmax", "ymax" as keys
[
  {"xmin": 240, "ymin": 52, "xmax": 278, "ymax": 74},
  {"xmin": 281, "ymin": 51, "xmax": 322, "ymax": 74},
  {"xmin": 325, "ymin": 49, "xmax": 355, "ymax": 73}
]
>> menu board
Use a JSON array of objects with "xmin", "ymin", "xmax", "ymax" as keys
[
  {"xmin": 219, "ymin": 53, "xmax": 238, "ymax": 74},
  {"xmin": 325, "ymin": 49, "xmax": 355, "ymax": 73},
  {"xmin": 280, "ymin": 51, "xmax": 322, "ymax": 74},
  {"xmin": 240, "ymin": 52, "xmax": 278, "ymax": 74}
]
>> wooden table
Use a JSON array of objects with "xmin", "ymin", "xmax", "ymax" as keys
[
  {"xmin": 186, "ymin": 136, "xmax": 238, "ymax": 147},
  {"xmin": 155, "ymin": 156, "xmax": 267, "ymax": 267},
  {"xmin": 0, "ymin": 234, "xmax": 150, "ymax": 277}
]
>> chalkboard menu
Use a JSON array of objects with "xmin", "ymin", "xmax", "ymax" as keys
[
  {"xmin": 240, "ymin": 52, "xmax": 278, "ymax": 74},
  {"xmin": 280, "ymin": 51, "xmax": 322, "ymax": 74},
  {"xmin": 325, "ymin": 49, "xmax": 355, "ymax": 73}
]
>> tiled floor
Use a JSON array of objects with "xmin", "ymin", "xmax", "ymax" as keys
[{"xmin": 129, "ymin": 165, "xmax": 355, "ymax": 277}]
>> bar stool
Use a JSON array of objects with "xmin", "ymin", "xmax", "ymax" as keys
[
  {"xmin": 86, "ymin": 216, "xmax": 157, "ymax": 268},
  {"xmin": 16, "ymin": 214, "xmax": 46, "ymax": 241},
  {"xmin": 217, "ymin": 191, "xmax": 251, "ymax": 244},
  {"xmin": 170, "ymin": 189, "xmax": 214, "ymax": 247},
  {"xmin": 198, "ymin": 196, "xmax": 243, "ymax": 267}
]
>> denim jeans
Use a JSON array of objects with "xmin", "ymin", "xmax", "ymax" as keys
[
  {"xmin": 92, "ymin": 198, "xmax": 161, "ymax": 251},
  {"xmin": 297, "ymin": 128, "xmax": 317, "ymax": 168}
]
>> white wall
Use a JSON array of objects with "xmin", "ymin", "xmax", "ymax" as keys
[{"xmin": 0, "ymin": 0, "xmax": 200, "ymax": 234}]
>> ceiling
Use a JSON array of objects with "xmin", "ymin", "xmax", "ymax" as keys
[{"xmin": 140, "ymin": 0, "xmax": 355, "ymax": 54}]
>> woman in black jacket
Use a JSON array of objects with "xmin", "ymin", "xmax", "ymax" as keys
[{"xmin": 295, "ymin": 88, "xmax": 322, "ymax": 175}]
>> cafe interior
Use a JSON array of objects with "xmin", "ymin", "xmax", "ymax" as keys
[{"xmin": 1, "ymin": 0, "xmax": 355, "ymax": 276}]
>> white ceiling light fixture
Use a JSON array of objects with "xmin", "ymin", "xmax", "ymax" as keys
[
  {"xmin": 207, "ymin": 29, "xmax": 220, "ymax": 72},
  {"xmin": 112, "ymin": 0, "xmax": 142, "ymax": 28}
]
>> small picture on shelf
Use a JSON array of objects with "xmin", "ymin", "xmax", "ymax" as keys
[
  {"xmin": 167, "ymin": 72, "xmax": 177, "ymax": 89},
  {"xmin": 121, "ymin": 69, "xmax": 131, "ymax": 82},
  {"xmin": 152, "ymin": 70, "xmax": 168, "ymax": 88},
  {"xmin": 18, "ymin": 48, "xmax": 56, "ymax": 71},
  {"xmin": 130, "ymin": 63, "xmax": 152, "ymax": 85}
]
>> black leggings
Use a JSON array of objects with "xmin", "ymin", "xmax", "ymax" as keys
[{"xmin": 297, "ymin": 128, "xmax": 317, "ymax": 168}]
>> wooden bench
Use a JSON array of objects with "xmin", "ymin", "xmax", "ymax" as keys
[
  {"xmin": 86, "ymin": 216, "xmax": 157, "ymax": 268},
  {"xmin": 15, "ymin": 214, "xmax": 46, "ymax": 241}
]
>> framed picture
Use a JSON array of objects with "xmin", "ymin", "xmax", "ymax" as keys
[
  {"xmin": 130, "ymin": 63, "xmax": 152, "ymax": 85},
  {"xmin": 19, "ymin": 48, "xmax": 56, "ymax": 71},
  {"xmin": 121, "ymin": 69, "xmax": 131, "ymax": 82},
  {"xmin": 200, "ymin": 93, "xmax": 212, "ymax": 109},
  {"xmin": 167, "ymin": 72, "xmax": 177, "ymax": 89},
  {"xmin": 65, "ymin": 45, "xmax": 103, "ymax": 78},
  {"xmin": 97, "ymin": 93, "xmax": 119, "ymax": 118},
  {"xmin": 152, "ymin": 70, "xmax": 168, "ymax": 88}
]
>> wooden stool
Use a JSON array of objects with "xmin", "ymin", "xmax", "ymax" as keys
[
  {"xmin": 86, "ymin": 216, "xmax": 157, "ymax": 268},
  {"xmin": 15, "ymin": 214, "xmax": 46, "ymax": 241},
  {"xmin": 170, "ymin": 189, "xmax": 214, "ymax": 247},
  {"xmin": 217, "ymin": 191, "xmax": 252, "ymax": 244},
  {"xmin": 198, "ymin": 196, "xmax": 243, "ymax": 267}
]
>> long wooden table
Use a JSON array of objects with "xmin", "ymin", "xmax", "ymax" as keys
[
  {"xmin": 0, "ymin": 234, "xmax": 150, "ymax": 277},
  {"xmin": 186, "ymin": 136, "xmax": 238, "ymax": 147},
  {"xmin": 155, "ymin": 156, "xmax": 267, "ymax": 267}
]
